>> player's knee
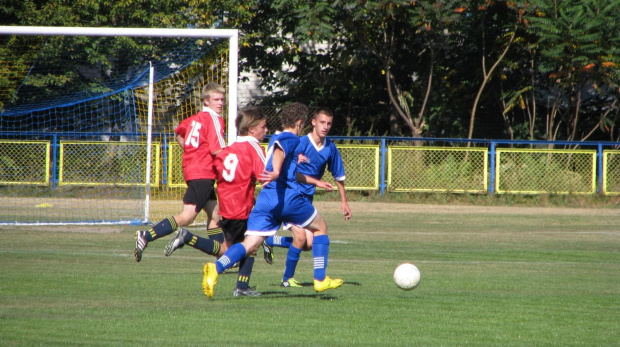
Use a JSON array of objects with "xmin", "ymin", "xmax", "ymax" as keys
[
  {"xmin": 242, "ymin": 236, "xmax": 263, "ymax": 254},
  {"xmin": 175, "ymin": 212, "xmax": 197, "ymax": 227}
]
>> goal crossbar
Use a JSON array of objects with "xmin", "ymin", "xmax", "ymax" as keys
[{"xmin": 0, "ymin": 26, "xmax": 239, "ymax": 142}]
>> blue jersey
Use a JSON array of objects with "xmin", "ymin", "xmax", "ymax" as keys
[
  {"xmin": 294, "ymin": 134, "xmax": 346, "ymax": 196},
  {"xmin": 263, "ymin": 131, "xmax": 301, "ymax": 190},
  {"xmin": 247, "ymin": 131, "xmax": 318, "ymax": 235}
]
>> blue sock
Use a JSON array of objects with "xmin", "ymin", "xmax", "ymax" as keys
[
  {"xmin": 312, "ymin": 235, "xmax": 330, "ymax": 281},
  {"xmin": 215, "ymin": 243, "xmax": 246, "ymax": 274},
  {"xmin": 266, "ymin": 235, "xmax": 293, "ymax": 248},
  {"xmin": 283, "ymin": 246, "xmax": 302, "ymax": 281}
]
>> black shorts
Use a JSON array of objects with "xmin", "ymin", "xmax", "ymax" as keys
[
  {"xmin": 219, "ymin": 218, "xmax": 248, "ymax": 244},
  {"xmin": 183, "ymin": 179, "xmax": 217, "ymax": 213}
]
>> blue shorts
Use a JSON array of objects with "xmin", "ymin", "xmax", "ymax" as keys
[{"xmin": 246, "ymin": 188, "xmax": 317, "ymax": 236}]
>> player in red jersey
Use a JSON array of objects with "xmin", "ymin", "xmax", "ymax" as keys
[
  {"xmin": 164, "ymin": 106, "xmax": 269, "ymax": 296},
  {"xmin": 133, "ymin": 83, "xmax": 226, "ymax": 262}
]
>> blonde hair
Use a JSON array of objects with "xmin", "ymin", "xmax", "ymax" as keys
[
  {"xmin": 202, "ymin": 83, "xmax": 225, "ymax": 100},
  {"xmin": 236, "ymin": 107, "xmax": 265, "ymax": 136}
]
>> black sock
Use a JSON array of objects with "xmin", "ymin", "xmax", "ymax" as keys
[
  {"xmin": 236, "ymin": 256, "xmax": 255, "ymax": 289},
  {"xmin": 207, "ymin": 227, "xmax": 225, "ymax": 243},
  {"xmin": 186, "ymin": 230, "xmax": 220, "ymax": 256},
  {"xmin": 146, "ymin": 217, "xmax": 177, "ymax": 242}
]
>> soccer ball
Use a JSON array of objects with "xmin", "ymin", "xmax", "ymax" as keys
[{"xmin": 393, "ymin": 263, "xmax": 421, "ymax": 291}]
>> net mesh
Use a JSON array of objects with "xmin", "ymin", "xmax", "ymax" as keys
[{"xmin": 0, "ymin": 34, "xmax": 229, "ymax": 224}]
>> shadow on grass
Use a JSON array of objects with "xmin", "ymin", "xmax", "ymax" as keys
[
  {"xmin": 258, "ymin": 291, "xmax": 338, "ymax": 300},
  {"xmin": 237, "ymin": 280, "xmax": 363, "ymax": 300},
  {"xmin": 267, "ymin": 280, "xmax": 361, "ymax": 287}
]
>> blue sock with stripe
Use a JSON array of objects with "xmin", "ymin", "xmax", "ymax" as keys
[
  {"xmin": 266, "ymin": 235, "xmax": 293, "ymax": 248},
  {"xmin": 283, "ymin": 245, "xmax": 302, "ymax": 281},
  {"xmin": 312, "ymin": 235, "xmax": 330, "ymax": 281},
  {"xmin": 215, "ymin": 243, "xmax": 246, "ymax": 274}
]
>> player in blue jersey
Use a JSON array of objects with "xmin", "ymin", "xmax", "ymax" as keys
[
  {"xmin": 263, "ymin": 108, "xmax": 353, "ymax": 288},
  {"xmin": 201, "ymin": 102, "xmax": 344, "ymax": 298}
]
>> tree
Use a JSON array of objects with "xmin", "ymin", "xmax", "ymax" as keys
[
  {"xmin": 0, "ymin": 0, "xmax": 196, "ymax": 110},
  {"xmin": 213, "ymin": 0, "xmax": 468, "ymax": 137},
  {"xmin": 3, "ymin": 0, "xmax": 619, "ymax": 141},
  {"xmin": 525, "ymin": 0, "xmax": 620, "ymax": 142},
  {"xmin": 465, "ymin": 1, "xmax": 523, "ymax": 140},
  {"xmin": 343, "ymin": 0, "xmax": 464, "ymax": 138}
]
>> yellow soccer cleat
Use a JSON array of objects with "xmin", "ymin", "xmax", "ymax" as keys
[
  {"xmin": 313, "ymin": 276, "xmax": 343, "ymax": 293},
  {"xmin": 202, "ymin": 262, "xmax": 219, "ymax": 298},
  {"xmin": 280, "ymin": 278, "xmax": 302, "ymax": 288}
]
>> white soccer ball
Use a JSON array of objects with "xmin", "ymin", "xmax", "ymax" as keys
[{"xmin": 393, "ymin": 263, "xmax": 421, "ymax": 291}]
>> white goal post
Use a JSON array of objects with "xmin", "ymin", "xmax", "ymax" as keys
[
  {"xmin": 0, "ymin": 26, "xmax": 240, "ymax": 142},
  {"xmin": 0, "ymin": 26, "xmax": 239, "ymax": 225}
]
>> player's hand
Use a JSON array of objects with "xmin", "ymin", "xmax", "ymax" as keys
[
  {"xmin": 317, "ymin": 181, "xmax": 334, "ymax": 192},
  {"xmin": 259, "ymin": 170, "xmax": 279, "ymax": 185},
  {"xmin": 342, "ymin": 204, "xmax": 352, "ymax": 221},
  {"xmin": 297, "ymin": 153, "xmax": 308, "ymax": 164}
]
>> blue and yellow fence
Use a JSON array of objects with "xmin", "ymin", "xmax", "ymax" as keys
[{"xmin": 1, "ymin": 134, "xmax": 619, "ymax": 195}]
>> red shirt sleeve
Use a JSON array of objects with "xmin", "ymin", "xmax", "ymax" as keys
[{"xmin": 174, "ymin": 118, "xmax": 189, "ymax": 137}]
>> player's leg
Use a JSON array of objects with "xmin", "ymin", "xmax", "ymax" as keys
[
  {"xmin": 222, "ymin": 219, "xmax": 261, "ymax": 296},
  {"xmin": 281, "ymin": 225, "xmax": 306, "ymax": 287},
  {"xmin": 304, "ymin": 212, "xmax": 343, "ymax": 292},
  {"xmin": 134, "ymin": 197, "xmax": 197, "ymax": 262},
  {"xmin": 281, "ymin": 192, "xmax": 341, "ymax": 291},
  {"xmin": 204, "ymin": 199, "xmax": 225, "ymax": 243},
  {"xmin": 159, "ymin": 180, "xmax": 222, "ymax": 258},
  {"xmin": 202, "ymin": 191, "xmax": 280, "ymax": 298},
  {"xmin": 203, "ymin": 234, "xmax": 266, "ymax": 298},
  {"xmin": 262, "ymin": 232, "xmax": 292, "ymax": 265},
  {"xmin": 233, "ymin": 255, "xmax": 261, "ymax": 296},
  {"xmin": 164, "ymin": 227, "xmax": 224, "ymax": 257},
  {"xmin": 265, "ymin": 234, "xmax": 294, "ymax": 248}
]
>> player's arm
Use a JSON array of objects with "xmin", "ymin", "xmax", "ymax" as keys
[
  {"xmin": 175, "ymin": 133, "xmax": 185, "ymax": 152},
  {"xmin": 334, "ymin": 180, "xmax": 352, "ymax": 221},
  {"xmin": 296, "ymin": 172, "xmax": 334, "ymax": 192},
  {"xmin": 259, "ymin": 146, "xmax": 284, "ymax": 184},
  {"xmin": 174, "ymin": 120, "xmax": 188, "ymax": 151}
]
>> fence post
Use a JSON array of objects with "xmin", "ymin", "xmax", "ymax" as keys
[
  {"xmin": 380, "ymin": 137, "xmax": 386, "ymax": 195},
  {"xmin": 489, "ymin": 141, "xmax": 496, "ymax": 195},
  {"xmin": 162, "ymin": 136, "xmax": 168, "ymax": 187},
  {"xmin": 597, "ymin": 143, "xmax": 603, "ymax": 194},
  {"xmin": 51, "ymin": 134, "xmax": 59, "ymax": 190}
]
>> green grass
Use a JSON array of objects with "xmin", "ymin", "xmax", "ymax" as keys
[{"xmin": 1, "ymin": 204, "xmax": 619, "ymax": 346}]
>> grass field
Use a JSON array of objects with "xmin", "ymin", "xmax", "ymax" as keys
[{"xmin": 1, "ymin": 202, "xmax": 618, "ymax": 346}]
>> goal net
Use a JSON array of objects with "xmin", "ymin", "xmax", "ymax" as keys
[{"xmin": 0, "ymin": 27, "xmax": 238, "ymax": 225}]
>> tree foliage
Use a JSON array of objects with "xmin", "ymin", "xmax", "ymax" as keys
[
  {"xmin": 524, "ymin": 0, "xmax": 620, "ymax": 142},
  {"xmin": 0, "ymin": 0, "xmax": 194, "ymax": 109},
  {"xmin": 1, "ymin": 0, "xmax": 619, "ymax": 141}
]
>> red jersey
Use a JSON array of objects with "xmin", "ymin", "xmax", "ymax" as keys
[
  {"xmin": 174, "ymin": 107, "xmax": 226, "ymax": 181},
  {"xmin": 214, "ymin": 136, "xmax": 266, "ymax": 220}
]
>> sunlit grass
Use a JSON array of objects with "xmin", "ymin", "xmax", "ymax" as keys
[{"xmin": 0, "ymin": 203, "xmax": 618, "ymax": 346}]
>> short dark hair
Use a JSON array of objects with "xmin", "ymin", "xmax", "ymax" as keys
[
  {"xmin": 280, "ymin": 102, "xmax": 309, "ymax": 128},
  {"xmin": 313, "ymin": 107, "xmax": 333, "ymax": 119}
]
